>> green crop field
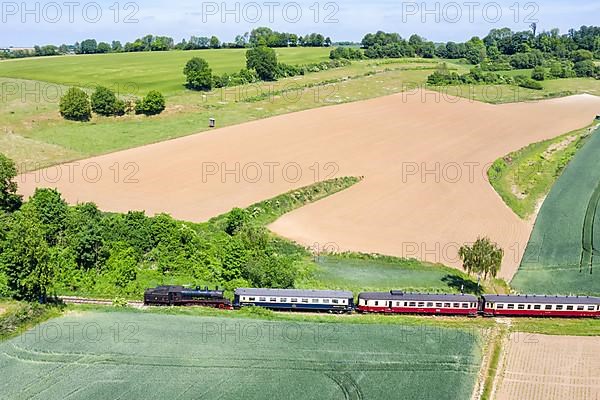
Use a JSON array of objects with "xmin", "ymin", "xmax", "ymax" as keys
[
  {"xmin": 512, "ymin": 127, "xmax": 600, "ymax": 296},
  {"xmin": 0, "ymin": 310, "xmax": 482, "ymax": 400},
  {"xmin": 303, "ymin": 255, "xmax": 489, "ymax": 294},
  {"xmin": 0, "ymin": 48, "xmax": 331, "ymax": 95}
]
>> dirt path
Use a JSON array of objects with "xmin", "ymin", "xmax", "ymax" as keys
[{"xmin": 18, "ymin": 91, "xmax": 600, "ymax": 280}]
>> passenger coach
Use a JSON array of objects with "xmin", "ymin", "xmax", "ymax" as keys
[
  {"xmin": 481, "ymin": 294, "xmax": 600, "ymax": 318},
  {"xmin": 357, "ymin": 291, "xmax": 479, "ymax": 316},
  {"xmin": 234, "ymin": 288, "xmax": 354, "ymax": 313}
]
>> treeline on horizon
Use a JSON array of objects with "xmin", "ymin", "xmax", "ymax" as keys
[{"xmin": 2, "ymin": 25, "xmax": 600, "ymax": 65}]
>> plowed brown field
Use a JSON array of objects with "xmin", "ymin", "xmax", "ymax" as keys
[
  {"xmin": 18, "ymin": 91, "xmax": 600, "ymax": 279},
  {"xmin": 495, "ymin": 334, "xmax": 600, "ymax": 400}
]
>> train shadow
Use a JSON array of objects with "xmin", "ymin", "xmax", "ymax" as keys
[{"xmin": 441, "ymin": 275, "xmax": 482, "ymax": 295}]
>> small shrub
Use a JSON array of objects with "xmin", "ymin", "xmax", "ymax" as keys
[
  {"xmin": 135, "ymin": 91, "xmax": 166, "ymax": 116},
  {"xmin": 91, "ymin": 86, "xmax": 125, "ymax": 116},
  {"xmin": 531, "ymin": 66, "xmax": 546, "ymax": 81},
  {"xmin": 59, "ymin": 87, "xmax": 91, "ymax": 121}
]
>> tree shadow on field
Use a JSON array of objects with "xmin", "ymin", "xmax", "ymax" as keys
[{"xmin": 441, "ymin": 275, "xmax": 482, "ymax": 295}]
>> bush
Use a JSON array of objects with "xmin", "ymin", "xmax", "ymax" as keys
[
  {"xmin": 330, "ymin": 47, "xmax": 364, "ymax": 60},
  {"xmin": 574, "ymin": 60, "xmax": 595, "ymax": 77},
  {"xmin": 515, "ymin": 75, "xmax": 543, "ymax": 90},
  {"xmin": 91, "ymin": 86, "xmax": 125, "ymax": 116},
  {"xmin": 246, "ymin": 46, "xmax": 278, "ymax": 81},
  {"xmin": 59, "ymin": 87, "xmax": 91, "ymax": 121},
  {"xmin": 183, "ymin": 57, "xmax": 213, "ymax": 91},
  {"xmin": 531, "ymin": 66, "xmax": 546, "ymax": 81},
  {"xmin": 135, "ymin": 91, "xmax": 166, "ymax": 115}
]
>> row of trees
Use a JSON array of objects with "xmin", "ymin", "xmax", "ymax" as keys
[
  {"xmin": 0, "ymin": 155, "xmax": 300, "ymax": 301},
  {"xmin": 184, "ymin": 46, "xmax": 351, "ymax": 90},
  {"xmin": 59, "ymin": 87, "xmax": 165, "ymax": 122}
]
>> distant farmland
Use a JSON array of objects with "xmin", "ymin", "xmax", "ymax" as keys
[
  {"xmin": 513, "ymin": 127, "xmax": 600, "ymax": 296},
  {"xmin": 0, "ymin": 311, "xmax": 482, "ymax": 400},
  {"xmin": 0, "ymin": 47, "xmax": 331, "ymax": 94}
]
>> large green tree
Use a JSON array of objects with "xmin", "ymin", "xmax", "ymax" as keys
[
  {"xmin": 183, "ymin": 57, "xmax": 213, "ymax": 91},
  {"xmin": 246, "ymin": 46, "xmax": 278, "ymax": 81},
  {"xmin": 459, "ymin": 237, "xmax": 504, "ymax": 281},
  {"xmin": 0, "ymin": 203, "xmax": 53, "ymax": 301},
  {"xmin": 0, "ymin": 154, "xmax": 22, "ymax": 212}
]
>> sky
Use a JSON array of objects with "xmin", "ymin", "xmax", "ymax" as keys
[{"xmin": 2, "ymin": 0, "xmax": 600, "ymax": 47}]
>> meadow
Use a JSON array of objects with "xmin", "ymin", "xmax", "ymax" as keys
[
  {"xmin": 302, "ymin": 254, "xmax": 500, "ymax": 294},
  {"xmin": 0, "ymin": 47, "xmax": 331, "ymax": 94},
  {"xmin": 487, "ymin": 124, "xmax": 596, "ymax": 219},
  {"xmin": 0, "ymin": 310, "xmax": 483, "ymax": 400},
  {"xmin": 512, "ymin": 127, "xmax": 600, "ymax": 296}
]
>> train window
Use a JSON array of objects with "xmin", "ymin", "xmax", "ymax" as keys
[
  {"xmin": 436, "ymin": 303, "xmax": 443, "ymax": 307},
  {"xmin": 323, "ymin": 299, "xmax": 330, "ymax": 304},
  {"xmin": 453, "ymin": 303, "xmax": 459, "ymax": 308},
  {"xmin": 291, "ymin": 298, "xmax": 298, "ymax": 303},
  {"xmin": 444, "ymin": 303, "xmax": 451, "ymax": 308},
  {"xmin": 534, "ymin": 305, "xmax": 541, "ymax": 310},
  {"xmin": 302, "ymin": 299, "xmax": 309, "ymax": 303},
  {"xmin": 249, "ymin": 297, "xmax": 256, "ymax": 302},
  {"xmin": 270, "ymin": 298, "xmax": 277, "ymax": 302},
  {"xmin": 312, "ymin": 299, "xmax": 319, "ymax": 303},
  {"xmin": 527, "ymin": 305, "xmax": 532, "ymax": 310},
  {"xmin": 462, "ymin": 304, "xmax": 469, "ymax": 308},
  {"xmin": 404, "ymin": 302, "xmax": 408, "ymax": 307},
  {"xmin": 497, "ymin": 304, "xmax": 504, "ymax": 309},
  {"xmin": 577, "ymin": 306, "xmax": 584, "ymax": 311},
  {"xmin": 545, "ymin": 305, "xmax": 552, "ymax": 310},
  {"xmin": 427, "ymin": 302, "xmax": 433, "ymax": 307},
  {"xmin": 409, "ymin": 302, "xmax": 416, "ymax": 307},
  {"xmin": 588, "ymin": 306, "xmax": 595, "ymax": 311},
  {"xmin": 280, "ymin": 298, "xmax": 287, "ymax": 302},
  {"xmin": 556, "ymin": 305, "xmax": 563, "ymax": 310},
  {"xmin": 507, "ymin": 304, "xmax": 515, "ymax": 309},
  {"xmin": 418, "ymin": 302, "xmax": 425, "ymax": 307},
  {"xmin": 396, "ymin": 302, "xmax": 401, "ymax": 307},
  {"xmin": 566, "ymin": 306, "xmax": 574, "ymax": 311},
  {"xmin": 518, "ymin": 304, "xmax": 525, "ymax": 310},
  {"xmin": 374, "ymin": 301, "xmax": 379, "ymax": 306},
  {"xmin": 259, "ymin": 297, "xmax": 266, "ymax": 302}
]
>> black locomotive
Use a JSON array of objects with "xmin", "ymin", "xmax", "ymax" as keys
[{"xmin": 143, "ymin": 285, "xmax": 232, "ymax": 309}]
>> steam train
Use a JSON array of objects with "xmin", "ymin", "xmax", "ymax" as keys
[
  {"xmin": 144, "ymin": 286, "xmax": 600, "ymax": 318},
  {"xmin": 143, "ymin": 286, "xmax": 232, "ymax": 309}
]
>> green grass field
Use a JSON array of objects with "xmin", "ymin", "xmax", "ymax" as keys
[
  {"xmin": 302, "ymin": 255, "xmax": 492, "ymax": 294},
  {"xmin": 0, "ymin": 310, "xmax": 482, "ymax": 400},
  {"xmin": 512, "ymin": 127, "xmax": 600, "ymax": 296},
  {"xmin": 0, "ymin": 48, "xmax": 331, "ymax": 95}
]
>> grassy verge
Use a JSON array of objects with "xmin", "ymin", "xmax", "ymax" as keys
[
  {"xmin": 510, "ymin": 318, "xmax": 600, "ymax": 336},
  {"xmin": 211, "ymin": 176, "xmax": 362, "ymax": 228},
  {"xmin": 480, "ymin": 327, "xmax": 507, "ymax": 400},
  {"xmin": 0, "ymin": 301, "xmax": 63, "ymax": 341},
  {"xmin": 488, "ymin": 124, "xmax": 597, "ymax": 219}
]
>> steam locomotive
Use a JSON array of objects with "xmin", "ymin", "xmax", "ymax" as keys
[{"xmin": 144, "ymin": 286, "xmax": 232, "ymax": 309}]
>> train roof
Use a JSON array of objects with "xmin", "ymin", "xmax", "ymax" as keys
[
  {"xmin": 235, "ymin": 288, "xmax": 354, "ymax": 298},
  {"xmin": 358, "ymin": 291, "xmax": 478, "ymax": 302},
  {"xmin": 482, "ymin": 294, "xmax": 600, "ymax": 305},
  {"xmin": 145, "ymin": 286, "xmax": 223, "ymax": 294}
]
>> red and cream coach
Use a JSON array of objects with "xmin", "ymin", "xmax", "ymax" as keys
[
  {"xmin": 481, "ymin": 294, "xmax": 600, "ymax": 318},
  {"xmin": 357, "ymin": 291, "xmax": 479, "ymax": 316}
]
